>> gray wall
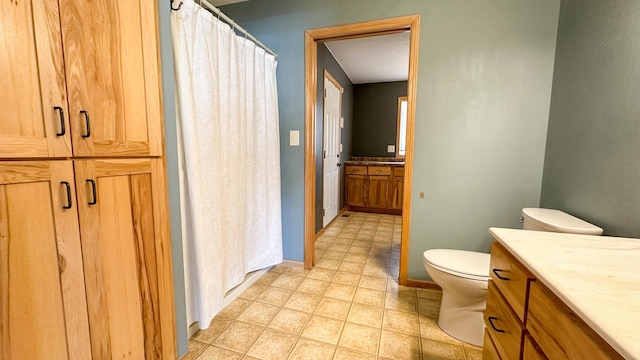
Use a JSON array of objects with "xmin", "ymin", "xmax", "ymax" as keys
[
  {"xmin": 158, "ymin": 2, "xmax": 189, "ymax": 357},
  {"xmin": 540, "ymin": 0, "xmax": 640, "ymax": 238},
  {"xmin": 221, "ymin": 0, "xmax": 560, "ymax": 278},
  {"xmin": 352, "ymin": 81, "xmax": 407, "ymax": 157},
  {"xmin": 315, "ymin": 44, "xmax": 354, "ymax": 233}
]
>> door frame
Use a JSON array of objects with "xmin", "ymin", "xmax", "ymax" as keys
[
  {"xmin": 322, "ymin": 70, "xmax": 343, "ymax": 228},
  {"xmin": 303, "ymin": 15, "xmax": 420, "ymax": 286}
]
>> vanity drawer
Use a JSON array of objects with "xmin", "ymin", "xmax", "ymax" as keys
[
  {"xmin": 392, "ymin": 166, "xmax": 405, "ymax": 177},
  {"xmin": 485, "ymin": 281, "xmax": 524, "ymax": 360},
  {"xmin": 523, "ymin": 334, "xmax": 546, "ymax": 360},
  {"xmin": 490, "ymin": 242, "xmax": 534, "ymax": 322},
  {"xmin": 346, "ymin": 165, "xmax": 367, "ymax": 175},
  {"xmin": 482, "ymin": 329, "xmax": 502, "ymax": 360},
  {"xmin": 368, "ymin": 166, "xmax": 391, "ymax": 176},
  {"xmin": 527, "ymin": 282, "xmax": 623, "ymax": 360}
]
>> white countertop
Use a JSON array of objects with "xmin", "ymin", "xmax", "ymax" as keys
[{"xmin": 489, "ymin": 228, "xmax": 640, "ymax": 359}]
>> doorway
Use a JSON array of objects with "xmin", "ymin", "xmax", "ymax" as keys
[
  {"xmin": 322, "ymin": 71, "xmax": 343, "ymax": 227},
  {"xmin": 303, "ymin": 15, "xmax": 420, "ymax": 287}
]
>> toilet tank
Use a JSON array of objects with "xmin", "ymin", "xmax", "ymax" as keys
[{"xmin": 521, "ymin": 208, "xmax": 603, "ymax": 235}]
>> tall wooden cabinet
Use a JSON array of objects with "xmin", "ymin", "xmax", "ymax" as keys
[{"xmin": 1, "ymin": 1, "xmax": 175, "ymax": 359}]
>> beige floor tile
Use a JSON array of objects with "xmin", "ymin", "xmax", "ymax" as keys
[
  {"xmin": 353, "ymin": 287, "xmax": 385, "ymax": 307},
  {"xmin": 316, "ymin": 258, "xmax": 342, "ymax": 270},
  {"xmin": 255, "ymin": 272, "xmax": 280, "ymax": 286},
  {"xmin": 315, "ymin": 297, "xmax": 352, "ymax": 320},
  {"xmin": 338, "ymin": 261, "xmax": 366, "ymax": 274},
  {"xmin": 324, "ymin": 283, "xmax": 357, "ymax": 301},
  {"xmin": 421, "ymin": 338, "xmax": 466, "ymax": 359},
  {"xmin": 192, "ymin": 317, "xmax": 233, "ymax": 343},
  {"xmin": 237, "ymin": 301, "xmax": 280, "ymax": 326},
  {"xmin": 239, "ymin": 283, "xmax": 269, "ymax": 301},
  {"xmin": 284, "ymin": 291, "xmax": 321, "ymax": 313},
  {"xmin": 343, "ymin": 252, "xmax": 369, "ymax": 264},
  {"xmin": 419, "ymin": 315, "xmax": 461, "ymax": 345},
  {"xmin": 359, "ymin": 274, "xmax": 388, "ymax": 291},
  {"xmin": 385, "ymin": 292, "xmax": 418, "ymax": 313},
  {"xmin": 181, "ymin": 340, "xmax": 208, "ymax": 360},
  {"xmin": 307, "ymin": 267, "xmax": 336, "ymax": 282},
  {"xmin": 362, "ymin": 263, "xmax": 389, "ymax": 278},
  {"xmin": 418, "ymin": 298, "xmax": 441, "ymax": 319},
  {"xmin": 269, "ymin": 264, "xmax": 288, "ymax": 273},
  {"xmin": 379, "ymin": 330, "xmax": 421, "ymax": 360},
  {"xmin": 333, "ymin": 347, "xmax": 377, "ymax": 360},
  {"xmin": 256, "ymin": 287, "xmax": 293, "ymax": 306},
  {"xmin": 322, "ymin": 250, "xmax": 347, "ymax": 260},
  {"xmin": 338, "ymin": 322, "xmax": 380, "ymax": 354},
  {"xmin": 416, "ymin": 288, "xmax": 443, "ymax": 300},
  {"xmin": 383, "ymin": 309, "xmax": 420, "ymax": 336},
  {"xmin": 352, "ymin": 239, "xmax": 373, "ymax": 247},
  {"xmin": 347, "ymin": 302, "xmax": 383, "ymax": 328},
  {"xmin": 197, "ymin": 345, "xmax": 242, "ymax": 360},
  {"xmin": 245, "ymin": 329, "xmax": 297, "ymax": 360},
  {"xmin": 332, "ymin": 271, "xmax": 361, "ymax": 286},
  {"xmin": 268, "ymin": 307, "xmax": 311, "ymax": 335},
  {"xmin": 348, "ymin": 245, "xmax": 370, "ymax": 255},
  {"xmin": 288, "ymin": 338, "xmax": 336, "ymax": 360},
  {"xmin": 284, "ymin": 266, "xmax": 310, "ymax": 277},
  {"xmin": 301, "ymin": 315, "xmax": 345, "ymax": 345},
  {"xmin": 331, "ymin": 243, "xmax": 352, "ymax": 251},
  {"xmin": 271, "ymin": 273, "xmax": 304, "ymax": 290},
  {"xmin": 213, "ymin": 321, "xmax": 264, "ymax": 353},
  {"xmin": 218, "ymin": 298, "xmax": 253, "ymax": 319},
  {"xmin": 463, "ymin": 343, "xmax": 484, "ymax": 360},
  {"xmin": 297, "ymin": 278, "xmax": 330, "ymax": 296}
]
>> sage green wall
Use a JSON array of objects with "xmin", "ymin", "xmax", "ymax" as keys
[
  {"xmin": 222, "ymin": 0, "xmax": 560, "ymax": 279},
  {"xmin": 540, "ymin": 0, "xmax": 640, "ymax": 238}
]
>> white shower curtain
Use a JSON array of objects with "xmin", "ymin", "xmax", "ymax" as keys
[{"xmin": 171, "ymin": 0, "xmax": 283, "ymax": 328}]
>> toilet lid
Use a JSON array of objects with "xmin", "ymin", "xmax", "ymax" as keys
[{"xmin": 423, "ymin": 249, "xmax": 490, "ymax": 279}]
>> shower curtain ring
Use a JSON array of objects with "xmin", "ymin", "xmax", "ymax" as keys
[{"xmin": 171, "ymin": 0, "xmax": 183, "ymax": 11}]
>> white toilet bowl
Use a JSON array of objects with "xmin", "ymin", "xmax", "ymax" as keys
[{"xmin": 423, "ymin": 249, "xmax": 490, "ymax": 347}]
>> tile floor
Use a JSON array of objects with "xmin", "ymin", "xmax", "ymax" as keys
[{"xmin": 182, "ymin": 212, "xmax": 483, "ymax": 360}]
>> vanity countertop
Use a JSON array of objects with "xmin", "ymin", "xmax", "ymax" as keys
[
  {"xmin": 489, "ymin": 227, "xmax": 640, "ymax": 359},
  {"xmin": 344, "ymin": 160, "xmax": 405, "ymax": 166}
]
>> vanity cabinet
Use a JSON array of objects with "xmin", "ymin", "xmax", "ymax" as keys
[
  {"xmin": 0, "ymin": 0, "xmax": 163, "ymax": 159},
  {"xmin": 345, "ymin": 163, "xmax": 403, "ymax": 214},
  {"xmin": 1, "ymin": 1, "xmax": 175, "ymax": 358},
  {"xmin": 484, "ymin": 241, "xmax": 623, "ymax": 360}
]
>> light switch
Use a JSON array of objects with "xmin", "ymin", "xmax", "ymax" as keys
[
  {"xmin": 289, "ymin": 130, "xmax": 300, "ymax": 146},
  {"xmin": 387, "ymin": 145, "xmax": 395, "ymax": 153}
]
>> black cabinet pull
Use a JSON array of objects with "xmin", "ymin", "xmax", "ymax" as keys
[
  {"xmin": 488, "ymin": 316, "xmax": 505, "ymax": 333},
  {"xmin": 61, "ymin": 181, "xmax": 72, "ymax": 209},
  {"xmin": 54, "ymin": 106, "xmax": 65, "ymax": 136},
  {"xmin": 80, "ymin": 110, "xmax": 91, "ymax": 138},
  {"xmin": 87, "ymin": 179, "xmax": 97, "ymax": 205},
  {"xmin": 492, "ymin": 269, "xmax": 510, "ymax": 281}
]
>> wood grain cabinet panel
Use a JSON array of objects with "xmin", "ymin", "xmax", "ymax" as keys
[
  {"xmin": 484, "ymin": 281, "xmax": 524, "ymax": 360},
  {"xmin": 0, "ymin": 161, "xmax": 90, "ymax": 359},
  {"xmin": 346, "ymin": 174, "xmax": 367, "ymax": 207},
  {"xmin": 60, "ymin": 0, "xmax": 163, "ymax": 157},
  {"xmin": 75, "ymin": 159, "xmax": 173, "ymax": 359},
  {"xmin": 0, "ymin": 0, "xmax": 72, "ymax": 159},
  {"xmin": 489, "ymin": 242, "xmax": 533, "ymax": 322},
  {"xmin": 367, "ymin": 175, "xmax": 390, "ymax": 208},
  {"xmin": 344, "ymin": 164, "xmax": 403, "ymax": 214}
]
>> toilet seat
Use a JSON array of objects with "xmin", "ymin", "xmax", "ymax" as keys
[{"xmin": 423, "ymin": 249, "xmax": 490, "ymax": 281}]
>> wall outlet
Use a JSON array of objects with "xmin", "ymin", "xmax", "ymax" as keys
[
  {"xmin": 289, "ymin": 130, "xmax": 300, "ymax": 146},
  {"xmin": 387, "ymin": 145, "xmax": 395, "ymax": 153}
]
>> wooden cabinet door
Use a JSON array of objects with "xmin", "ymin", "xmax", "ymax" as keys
[
  {"xmin": 75, "ymin": 159, "xmax": 174, "ymax": 359},
  {"xmin": 391, "ymin": 176, "xmax": 404, "ymax": 209},
  {"xmin": 367, "ymin": 175, "xmax": 390, "ymax": 209},
  {"xmin": 0, "ymin": 1, "xmax": 72, "ymax": 159},
  {"xmin": 0, "ymin": 161, "xmax": 90, "ymax": 359},
  {"xmin": 60, "ymin": 1, "xmax": 163, "ymax": 158},
  {"xmin": 346, "ymin": 175, "xmax": 367, "ymax": 207}
]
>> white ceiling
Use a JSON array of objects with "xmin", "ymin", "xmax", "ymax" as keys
[{"xmin": 324, "ymin": 32, "xmax": 410, "ymax": 84}]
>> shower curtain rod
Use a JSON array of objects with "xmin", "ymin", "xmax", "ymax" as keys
[{"xmin": 171, "ymin": 0, "xmax": 278, "ymax": 59}]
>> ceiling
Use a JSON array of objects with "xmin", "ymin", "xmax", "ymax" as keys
[{"xmin": 324, "ymin": 32, "xmax": 410, "ymax": 84}]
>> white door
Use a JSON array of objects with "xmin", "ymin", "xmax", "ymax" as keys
[{"xmin": 322, "ymin": 73, "xmax": 342, "ymax": 227}]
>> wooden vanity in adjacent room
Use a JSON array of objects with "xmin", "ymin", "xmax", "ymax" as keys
[
  {"xmin": 484, "ymin": 228, "xmax": 639, "ymax": 360},
  {"xmin": 344, "ymin": 158, "xmax": 404, "ymax": 214}
]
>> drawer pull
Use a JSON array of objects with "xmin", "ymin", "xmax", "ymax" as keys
[
  {"xmin": 54, "ymin": 106, "xmax": 65, "ymax": 136},
  {"xmin": 492, "ymin": 268, "xmax": 510, "ymax": 281},
  {"xmin": 61, "ymin": 181, "xmax": 72, "ymax": 209},
  {"xmin": 87, "ymin": 179, "xmax": 97, "ymax": 205},
  {"xmin": 80, "ymin": 110, "xmax": 91, "ymax": 138},
  {"xmin": 488, "ymin": 316, "xmax": 506, "ymax": 333}
]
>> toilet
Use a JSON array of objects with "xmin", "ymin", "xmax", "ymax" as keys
[{"xmin": 422, "ymin": 208, "xmax": 602, "ymax": 347}]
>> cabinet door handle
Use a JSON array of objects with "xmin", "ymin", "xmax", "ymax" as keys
[
  {"xmin": 488, "ymin": 316, "xmax": 505, "ymax": 333},
  {"xmin": 492, "ymin": 269, "xmax": 510, "ymax": 281},
  {"xmin": 54, "ymin": 106, "xmax": 65, "ymax": 136},
  {"xmin": 61, "ymin": 181, "xmax": 72, "ymax": 209},
  {"xmin": 87, "ymin": 179, "xmax": 97, "ymax": 205},
  {"xmin": 80, "ymin": 110, "xmax": 91, "ymax": 138}
]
